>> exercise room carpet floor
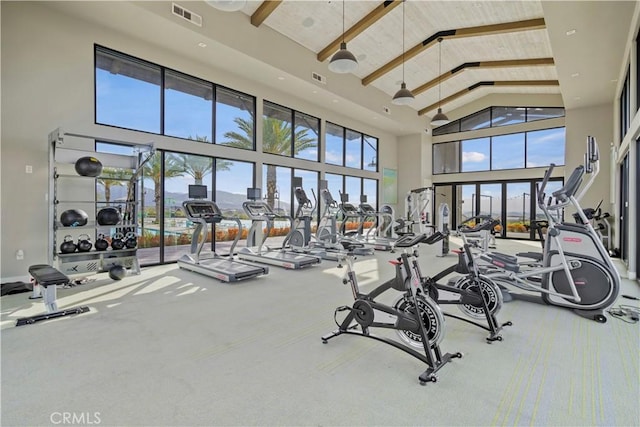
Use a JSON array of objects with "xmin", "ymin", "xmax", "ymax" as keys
[{"xmin": 1, "ymin": 239, "xmax": 639, "ymax": 426}]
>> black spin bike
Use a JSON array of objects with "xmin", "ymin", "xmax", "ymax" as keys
[
  {"xmin": 322, "ymin": 233, "xmax": 462, "ymax": 385},
  {"xmin": 395, "ymin": 231, "xmax": 512, "ymax": 343}
]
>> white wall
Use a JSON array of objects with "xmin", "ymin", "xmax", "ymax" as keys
[
  {"xmin": 564, "ymin": 103, "xmax": 615, "ymax": 217},
  {"xmin": 0, "ymin": 2, "xmax": 400, "ymax": 280}
]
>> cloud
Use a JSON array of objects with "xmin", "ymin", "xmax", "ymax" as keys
[
  {"xmin": 462, "ymin": 151, "xmax": 487, "ymax": 163},
  {"xmin": 325, "ymin": 151, "xmax": 342, "ymax": 163}
]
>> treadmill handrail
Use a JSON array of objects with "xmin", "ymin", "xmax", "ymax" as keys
[
  {"xmin": 242, "ymin": 199, "xmax": 294, "ymax": 250},
  {"xmin": 183, "ymin": 200, "xmax": 244, "ymax": 258}
]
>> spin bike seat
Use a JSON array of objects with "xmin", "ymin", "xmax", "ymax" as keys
[{"xmin": 480, "ymin": 252, "xmax": 520, "ymax": 273}]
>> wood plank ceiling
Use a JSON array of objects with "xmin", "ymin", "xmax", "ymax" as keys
[{"xmin": 241, "ymin": 0, "xmax": 559, "ymax": 117}]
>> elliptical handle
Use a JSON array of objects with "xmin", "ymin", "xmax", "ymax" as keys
[{"xmin": 537, "ymin": 163, "xmax": 555, "ymax": 206}]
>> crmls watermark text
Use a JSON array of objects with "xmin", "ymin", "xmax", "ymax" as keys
[{"xmin": 50, "ymin": 412, "xmax": 101, "ymax": 425}]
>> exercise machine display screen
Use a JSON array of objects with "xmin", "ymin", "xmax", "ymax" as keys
[
  {"xmin": 244, "ymin": 202, "xmax": 273, "ymax": 217},
  {"xmin": 188, "ymin": 185, "xmax": 208, "ymax": 199},
  {"xmin": 185, "ymin": 202, "xmax": 221, "ymax": 218}
]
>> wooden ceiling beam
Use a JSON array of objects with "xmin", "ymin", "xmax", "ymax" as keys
[
  {"xmin": 362, "ymin": 17, "xmax": 546, "ymax": 86},
  {"xmin": 251, "ymin": 0, "xmax": 283, "ymax": 27},
  {"xmin": 418, "ymin": 79, "xmax": 559, "ymax": 116},
  {"xmin": 411, "ymin": 57, "xmax": 555, "ymax": 96},
  {"xmin": 317, "ymin": 0, "xmax": 402, "ymax": 63}
]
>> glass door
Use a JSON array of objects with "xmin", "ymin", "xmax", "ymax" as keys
[
  {"xmin": 506, "ymin": 182, "xmax": 532, "ymax": 239},
  {"xmin": 457, "ymin": 184, "xmax": 477, "ymax": 230},
  {"xmin": 216, "ymin": 159, "xmax": 254, "ymax": 254},
  {"xmin": 164, "ymin": 153, "xmax": 213, "ymax": 263},
  {"xmin": 478, "ymin": 183, "xmax": 503, "ymax": 238},
  {"xmin": 434, "ymin": 185, "xmax": 454, "ymax": 234}
]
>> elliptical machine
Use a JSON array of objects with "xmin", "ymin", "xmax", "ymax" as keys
[
  {"xmin": 477, "ymin": 137, "xmax": 620, "ymax": 322},
  {"xmin": 322, "ymin": 233, "xmax": 463, "ymax": 385},
  {"xmin": 314, "ymin": 183, "xmax": 373, "ymax": 257}
]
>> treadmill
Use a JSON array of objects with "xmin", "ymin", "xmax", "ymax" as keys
[
  {"xmin": 237, "ymin": 188, "xmax": 322, "ymax": 269},
  {"xmin": 178, "ymin": 198, "xmax": 268, "ymax": 282}
]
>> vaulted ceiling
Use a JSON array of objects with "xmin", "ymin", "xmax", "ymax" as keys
[
  {"xmin": 240, "ymin": 0, "xmax": 558, "ymax": 118},
  {"xmin": 39, "ymin": 1, "xmax": 636, "ymax": 135}
]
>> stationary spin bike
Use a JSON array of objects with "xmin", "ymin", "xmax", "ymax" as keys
[
  {"xmin": 322, "ymin": 233, "xmax": 462, "ymax": 385},
  {"xmin": 392, "ymin": 232, "xmax": 511, "ymax": 342}
]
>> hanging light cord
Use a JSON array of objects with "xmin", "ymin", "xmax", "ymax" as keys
[
  {"xmin": 342, "ymin": 0, "xmax": 345, "ymax": 44},
  {"xmin": 438, "ymin": 37, "xmax": 443, "ymax": 108},
  {"xmin": 402, "ymin": 0, "xmax": 405, "ymax": 82}
]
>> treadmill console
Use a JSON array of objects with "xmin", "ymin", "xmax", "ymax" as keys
[
  {"xmin": 183, "ymin": 201, "xmax": 223, "ymax": 223},
  {"xmin": 359, "ymin": 203, "xmax": 376, "ymax": 214},
  {"xmin": 341, "ymin": 203, "xmax": 359, "ymax": 215}
]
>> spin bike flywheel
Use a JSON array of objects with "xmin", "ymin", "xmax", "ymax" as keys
[
  {"xmin": 452, "ymin": 275, "xmax": 503, "ymax": 319},
  {"xmin": 392, "ymin": 294, "xmax": 445, "ymax": 349}
]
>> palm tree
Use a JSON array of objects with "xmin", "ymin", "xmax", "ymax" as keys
[
  {"xmin": 97, "ymin": 168, "xmax": 130, "ymax": 203},
  {"xmin": 186, "ymin": 134, "xmax": 232, "ymax": 174},
  {"xmin": 224, "ymin": 117, "xmax": 316, "ymax": 209},
  {"xmin": 143, "ymin": 153, "xmax": 184, "ymax": 223},
  {"xmin": 176, "ymin": 154, "xmax": 213, "ymax": 186}
]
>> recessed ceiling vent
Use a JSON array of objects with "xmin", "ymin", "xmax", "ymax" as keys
[
  {"xmin": 312, "ymin": 72, "xmax": 327, "ymax": 85},
  {"xmin": 172, "ymin": 3, "xmax": 203, "ymax": 27}
]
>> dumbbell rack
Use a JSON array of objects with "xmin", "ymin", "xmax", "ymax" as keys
[{"xmin": 49, "ymin": 128, "xmax": 152, "ymax": 276}]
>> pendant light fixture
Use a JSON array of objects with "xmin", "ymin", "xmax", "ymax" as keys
[
  {"xmin": 431, "ymin": 37, "xmax": 450, "ymax": 127},
  {"xmin": 329, "ymin": 0, "xmax": 358, "ymax": 74},
  {"xmin": 392, "ymin": 0, "xmax": 414, "ymax": 106},
  {"xmin": 205, "ymin": 0, "xmax": 247, "ymax": 12}
]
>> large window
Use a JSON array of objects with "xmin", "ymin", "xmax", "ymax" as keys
[
  {"xmin": 526, "ymin": 128, "xmax": 566, "ymax": 168},
  {"xmin": 215, "ymin": 87, "xmax": 255, "ymax": 149},
  {"xmin": 619, "ymin": 65, "xmax": 631, "ymax": 142},
  {"xmin": 433, "ymin": 141, "xmax": 460, "ymax": 174},
  {"xmin": 491, "ymin": 107, "xmax": 525, "ymax": 127},
  {"xmin": 262, "ymin": 164, "xmax": 292, "ymax": 216},
  {"xmin": 325, "ymin": 122, "xmax": 344, "ymax": 166},
  {"xmin": 164, "ymin": 70, "xmax": 213, "ymax": 142},
  {"xmin": 216, "ymin": 159, "xmax": 255, "ymax": 251},
  {"xmin": 433, "ymin": 105, "xmax": 565, "ymax": 136},
  {"xmin": 363, "ymin": 136, "xmax": 378, "ymax": 172},
  {"xmin": 96, "ymin": 46, "xmax": 161, "ymax": 133},
  {"xmin": 163, "ymin": 153, "xmax": 213, "ymax": 263},
  {"xmin": 263, "ymin": 102, "xmax": 292, "ymax": 157},
  {"xmin": 94, "ymin": 45, "xmax": 379, "ymax": 263},
  {"xmin": 216, "ymin": 159, "xmax": 254, "ymax": 217},
  {"xmin": 492, "ymin": 133, "xmax": 525, "ymax": 170},
  {"xmin": 461, "ymin": 138, "xmax": 490, "ymax": 172},
  {"xmin": 461, "ymin": 108, "xmax": 491, "ymax": 132},
  {"xmin": 294, "ymin": 111, "xmax": 320, "ymax": 161},
  {"xmin": 325, "ymin": 122, "xmax": 378, "ymax": 171},
  {"xmin": 345, "ymin": 129, "xmax": 362, "ymax": 169},
  {"xmin": 262, "ymin": 101, "xmax": 320, "ymax": 161},
  {"xmin": 95, "ymin": 46, "xmax": 256, "ymax": 150},
  {"xmin": 293, "ymin": 169, "xmax": 319, "ymax": 226},
  {"xmin": 433, "ymin": 127, "xmax": 565, "ymax": 174}
]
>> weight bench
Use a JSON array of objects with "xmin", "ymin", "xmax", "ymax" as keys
[{"xmin": 15, "ymin": 265, "xmax": 90, "ymax": 326}]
